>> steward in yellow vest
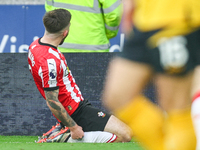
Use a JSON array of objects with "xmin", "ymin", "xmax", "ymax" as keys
[{"xmin": 45, "ymin": 0, "xmax": 123, "ymax": 52}]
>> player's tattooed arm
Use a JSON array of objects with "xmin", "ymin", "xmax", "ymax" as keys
[{"xmin": 44, "ymin": 89, "xmax": 76, "ymax": 127}]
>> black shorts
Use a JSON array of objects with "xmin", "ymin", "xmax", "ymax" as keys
[
  {"xmin": 71, "ymin": 100, "xmax": 111, "ymax": 132},
  {"xmin": 118, "ymin": 27, "xmax": 200, "ymax": 76}
]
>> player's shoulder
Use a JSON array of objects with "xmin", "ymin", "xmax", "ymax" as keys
[
  {"xmin": 47, "ymin": 47, "xmax": 62, "ymax": 60},
  {"xmin": 29, "ymin": 38, "xmax": 46, "ymax": 54},
  {"xmin": 29, "ymin": 38, "xmax": 62, "ymax": 59},
  {"xmin": 29, "ymin": 38, "xmax": 40, "ymax": 50}
]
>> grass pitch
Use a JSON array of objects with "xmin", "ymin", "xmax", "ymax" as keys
[{"xmin": 0, "ymin": 136, "xmax": 144, "ymax": 150}]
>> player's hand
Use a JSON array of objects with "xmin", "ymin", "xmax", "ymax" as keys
[{"xmin": 69, "ymin": 124, "xmax": 84, "ymax": 140}]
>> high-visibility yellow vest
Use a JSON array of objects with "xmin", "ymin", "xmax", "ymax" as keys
[{"xmin": 45, "ymin": 0, "xmax": 123, "ymax": 52}]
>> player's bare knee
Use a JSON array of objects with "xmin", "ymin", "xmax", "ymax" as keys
[
  {"xmin": 116, "ymin": 134, "xmax": 131, "ymax": 142},
  {"xmin": 121, "ymin": 129, "xmax": 132, "ymax": 142},
  {"xmin": 114, "ymin": 127, "xmax": 132, "ymax": 142},
  {"xmin": 125, "ymin": 133, "xmax": 132, "ymax": 142},
  {"xmin": 104, "ymin": 115, "xmax": 132, "ymax": 142}
]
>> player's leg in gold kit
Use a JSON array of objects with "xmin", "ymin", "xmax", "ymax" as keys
[
  {"xmin": 103, "ymin": 57, "xmax": 196, "ymax": 150},
  {"xmin": 103, "ymin": 58, "xmax": 165, "ymax": 150},
  {"xmin": 156, "ymin": 73, "xmax": 196, "ymax": 150}
]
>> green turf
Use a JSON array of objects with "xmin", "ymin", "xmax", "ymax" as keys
[{"xmin": 0, "ymin": 136, "xmax": 144, "ymax": 150}]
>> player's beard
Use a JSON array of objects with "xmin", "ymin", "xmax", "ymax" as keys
[{"xmin": 59, "ymin": 32, "xmax": 69, "ymax": 45}]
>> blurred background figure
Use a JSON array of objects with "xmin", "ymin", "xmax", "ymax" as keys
[
  {"xmin": 192, "ymin": 65, "xmax": 200, "ymax": 150},
  {"xmin": 45, "ymin": 0, "xmax": 123, "ymax": 52},
  {"xmin": 102, "ymin": 0, "xmax": 200, "ymax": 149}
]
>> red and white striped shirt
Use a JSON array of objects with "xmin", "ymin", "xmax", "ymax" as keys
[{"xmin": 28, "ymin": 38, "xmax": 84, "ymax": 115}]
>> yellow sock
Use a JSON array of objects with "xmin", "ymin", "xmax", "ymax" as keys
[
  {"xmin": 164, "ymin": 108, "xmax": 196, "ymax": 150},
  {"xmin": 115, "ymin": 95, "xmax": 164, "ymax": 150}
]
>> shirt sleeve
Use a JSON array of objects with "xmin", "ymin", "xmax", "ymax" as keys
[
  {"xmin": 39, "ymin": 58, "xmax": 60, "ymax": 89},
  {"xmin": 44, "ymin": 86, "xmax": 59, "ymax": 91},
  {"xmin": 99, "ymin": 0, "xmax": 123, "ymax": 39}
]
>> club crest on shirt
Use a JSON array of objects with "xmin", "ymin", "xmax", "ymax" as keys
[
  {"xmin": 68, "ymin": 105, "xmax": 72, "ymax": 111},
  {"xmin": 98, "ymin": 111, "xmax": 106, "ymax": 118},
  {"xmin": 64, "ymin": 69, "xmax": 68, "ymax": 77},
  {"xmin": 64, "ymin": 66, "xmax": 70, "ymax": 77}
]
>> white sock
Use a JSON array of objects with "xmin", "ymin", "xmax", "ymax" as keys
[
  {"xmin": 67, "ymin": 131, "xmax": 117, "ymax": 143},
  {"xmin": 191, "ymin": 93, "xmax": 200, "ymax": 150}
]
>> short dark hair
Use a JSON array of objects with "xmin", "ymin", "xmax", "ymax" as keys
[{"xmin": 43, "ymin": 9, "xmax": 71, "ymax": 33}]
